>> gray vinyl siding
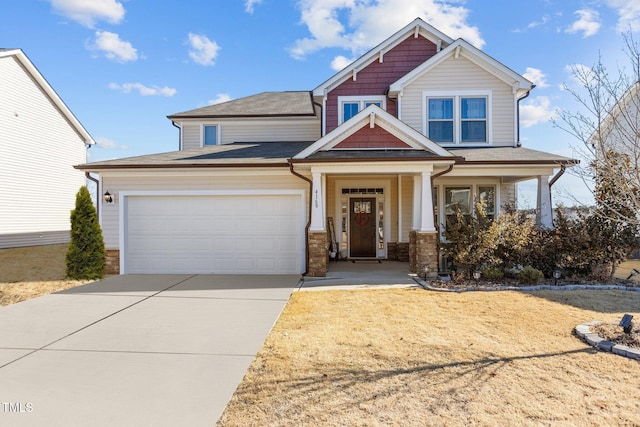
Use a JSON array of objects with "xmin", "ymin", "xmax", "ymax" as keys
[
  {"xmin": 400, "ymin": 55, "xmax": 516, "ymax": 146},
  {"xmin": 0, "ymin": 55, "xmax": 87, "ymax": 247},
  {"xmin": 180, "ymin": 119, "xmax": 321, "ymax": 150},
  {"xmin": 0, "ymin": 231, "xmax": 70, "ymax": 249},
  {"xmin": 100, "ymin": 172, "xmax": 309, "ymax": 249}
]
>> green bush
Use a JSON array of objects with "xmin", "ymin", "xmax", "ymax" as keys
[
  {"xmin": 66, "ymin": 186, "xmax": 106, "ymax": 280},
  {"xmin": 519, "ymin": 266, "xmax": 544, "ymax": 284},
  {"xmin": 482, "ymin": 266, "xmax": 504, "ymax": 280}
]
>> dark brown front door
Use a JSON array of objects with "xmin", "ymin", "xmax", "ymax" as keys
[{"xmin": 350, "ymin": 198, "xmax": 376, "ymax": 257}]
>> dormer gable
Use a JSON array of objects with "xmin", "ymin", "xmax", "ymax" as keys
[
  {"xmin": 294, "ymin": 105, "xmax": 453, "ymax": 159},
  {"xmin": 388, "ymin": 39, "xmax": 534, "ymax": 98},
  {"xmin": 312, "ymin": 18, "xmax": 454, "ymax": 97}
]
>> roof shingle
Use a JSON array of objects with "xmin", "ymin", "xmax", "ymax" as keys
[{"xmin": 168, "ymin": 91, "xmax": 316, "ymax": 119}]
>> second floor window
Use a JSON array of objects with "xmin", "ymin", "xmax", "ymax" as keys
[
  {"xmin": 339, "ymin": 96, "xmax": 386, "ymax": 124},
  {"xmin": 203, "ymin": 125, "xmax": 218, "ymax": 146},
  {"xmin": 425, "ymin": 92, "xmax": 489, "ymax": 144}
]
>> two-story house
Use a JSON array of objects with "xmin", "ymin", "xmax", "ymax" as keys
[
  {"xmin": 1, "ymin": 48, "xmax": 95, "ymax": 249},
  {"xmin": 77, "ymin": 18, "xmax": 576, "ymax": 276}
]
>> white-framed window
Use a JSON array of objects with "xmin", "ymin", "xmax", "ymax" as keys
[
  {"xmin": 437, "ymin": 184, "xmax": 497, "ymax": 234},
  {"xmin": 203, "ymin": 124, "xmax": 219, "ymax": 146},
  {"xmin": 338, "ymin": 96, "xmax": 386, "ymax": 124},
  {"xmin": 424, "ymin": 91, "xmax": 491, "ymax": 144}
]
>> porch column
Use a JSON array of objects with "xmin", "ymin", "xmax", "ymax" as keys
[
  {"xmin": 310, "ymin": 171, "xmax": 325, "ymax": 231},
  {"xmin": 409, "ymin": 171, "xmax": 438, "ymax": 276},
  {"xmin": 412, "ymin": 173, "xmax": 435, "ymax": 232},
  {"xmin": 419, "ymin": 172, "xmax": 436, "ymax": 232},
  {"xmin": 537, "ymin": 175, "xmax": 553, "ymax": 228},
  {"xmin": 308, "ymin": 171, "xmax": 327, "ymax": 277}
]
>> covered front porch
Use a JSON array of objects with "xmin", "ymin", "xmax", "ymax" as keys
[{"xmin": 302, "ymin": 167, "xmax": 559, "ymax": 278}]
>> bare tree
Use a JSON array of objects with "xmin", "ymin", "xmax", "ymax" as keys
[{"xmin": 555, "ymin": 32, "xmax": 640, "ymax": 228}]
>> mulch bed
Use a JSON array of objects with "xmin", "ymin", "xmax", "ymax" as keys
[
  {"xmin": 592, "ymin": 323, "xmax": 640, "ymax": 349},
  {"xmin": 424, "ymin": 276, "xmax": 640, "ymax": 291}
]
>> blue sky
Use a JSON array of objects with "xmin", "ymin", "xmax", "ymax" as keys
[{"xmin": 4, "ymin": 0, "xmax": 640, "ymax": 206}]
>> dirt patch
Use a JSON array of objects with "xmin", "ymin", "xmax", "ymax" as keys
[
  {"xmin": 218, "ymin": 289, "xmax": 640, "ymax": 426},
  {"xmin": 592, "ymin": 323, "xmax": 640, "ymax": 348},
  {"xmin": 0, "ymin": 244, "xmax": 88, "ymax": 306}
]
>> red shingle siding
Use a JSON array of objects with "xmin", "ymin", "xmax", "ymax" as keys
[
  {"xmin": 333, "ymin": 124, "xmax": 411, "ymax": 149},
  {"xmin": 326, "ymin": 35, "xmax": 437, "ymax": 133}
]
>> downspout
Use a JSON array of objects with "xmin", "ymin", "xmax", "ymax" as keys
[
  {"xmin": 172, "ymin": 121, "xmax": 182, "ymax": 150},
  {"xmin": 85, "ymin": 172, "xmax": 100, "ymax": 219},
  {"xmin": 547, "ymin": 164, "xmax": 567, "ymax": 211},
  {"xmin": 516, "ymin": 87, "xmax": 533, "ymax": 147},
  {"xmin": 431, "ymin": 164, "xmax": 454, "ymax": 272},
  {"xmin": 288, "ymin": 161, "xmax": 312, "ymax": 276}
]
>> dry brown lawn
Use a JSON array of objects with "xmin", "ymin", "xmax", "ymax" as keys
[
  {"xmin": 218, "ymin": 288, "xmax": 640, "ymax": 426},
  {"xmin": 0, "ymin": 244, "xmax": 88, "ymax": 306}
]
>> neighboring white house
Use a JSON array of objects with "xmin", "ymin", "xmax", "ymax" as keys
[
  {"xmin": 0, "ymin": 48, "xmax": 95, "ymax": 248},
  {"xmin": 77, "ymin": 18, "xmax": 577, "ymax": 276}
]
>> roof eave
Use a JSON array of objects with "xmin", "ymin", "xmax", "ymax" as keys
[
  {"xmin": 74, "ymin": 162, "xmax": 291, "ymax": 171},
  {"xmin": 167, "ymin": 113, "xmax": 317, "ymax": 120}
]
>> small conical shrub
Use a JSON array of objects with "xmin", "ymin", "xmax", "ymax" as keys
[{"xmin": 66, "ymin": 186, "xmax": 106, "ymax": 280}]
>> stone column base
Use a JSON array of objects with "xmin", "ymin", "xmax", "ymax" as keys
[
  {"xmin": 409, "ymin": 231, "xmax": 438, "ymax": 276},
  {"xmin": 307, "ymin": 231, "xmax": 328, "ymax": 277},
  {"xmin": 105, "ymin": 249, "xmax": 120, "ymax": 275}
]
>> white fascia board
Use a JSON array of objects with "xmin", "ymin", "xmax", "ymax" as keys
[
  {"xmin": 3, "ymin": 49, "xmax": 96, "ymax": 145},
  {"xmin": 293, "ymin": 105, "xmax": 454, "ymax": 158},
  {"xmin": 389, "ymin": 39, "xmax": 534, "ymax": 96},
  {"xmin": 96, "ymin": 168, "xmax": 294, "ymax": 178},
  {"xmin": 448, "ymin": 164, "xmax": 559, "ymax": 177},
  {"xmin": 309, "ymin": 161, "xmax": 447, "ymax": 175},
  {"xmin": 312, "ymin": 18, "xmax": 454, "ymax": 97}
]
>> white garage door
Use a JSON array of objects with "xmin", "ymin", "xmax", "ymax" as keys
[{"xmin": 123, "ymin": 194, "xmax": 303, "ymax": 274}]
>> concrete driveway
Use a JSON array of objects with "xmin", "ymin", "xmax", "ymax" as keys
[{"xmin": 0, "ymin": 274, "xmax": 299, "ymax": 426}]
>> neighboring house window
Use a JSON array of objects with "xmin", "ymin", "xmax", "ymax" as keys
[
  {"xmin": 425, "ymin": 92, "xmax": 490, "ymax": 144},
  {"xmin": 338, "ymin": 96, "xmax": 386, "ymax": 124},
  {"xmin": 203, "ymin": 125, "xmax": 218, "ymax": 146}
]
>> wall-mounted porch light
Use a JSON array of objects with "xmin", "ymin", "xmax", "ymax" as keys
[{"xmin": 103, "ymin": 191, "xmax": 113, "ymax": 204}]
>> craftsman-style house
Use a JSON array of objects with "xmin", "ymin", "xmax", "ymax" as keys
[{"xmin": 77, "ymin": 18, "xmax": 576, "ymax": 276}]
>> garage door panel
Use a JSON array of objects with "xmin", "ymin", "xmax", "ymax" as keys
[{"xmin": 125, "ymin": 195, "xmax": 303, "ymax": 274}]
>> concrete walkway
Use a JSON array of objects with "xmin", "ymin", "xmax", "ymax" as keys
[
  {"xmin": 0, "ymin": 274, "xmax": 299, "ymax": 426},
  {"xmin": 300, "ymin": 260, "xmax": 421, "ymax": 290}
]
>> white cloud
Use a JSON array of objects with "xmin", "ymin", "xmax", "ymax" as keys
[
  {"xmin": 520, "ymin": 96, "xmax": 557, "ymax": 128},
  {"xmin": 95, "ymin": 136, "xmax": 128, "ymax": 150},
  {"xmin": 109, "ymin": 82, "xmax": 177, "ymax": 97},
  {"xmin": 566, "ymin": 9, "xmax": 601, "ymax": 38},
  {"xmin": 330, "ymin": 55, "xmax": 355, "ymax": 71},
  {"xmin": 245, "ymin": 0, "xmax": 263, "ymax": 14},
  {"xmin": 563, "ymin": 63, "xmax": 595, "ymax": 88},
  {"xmin": 49, "ymin": 0, "xmax": 125, "ymax": 28},
  {"xmin": 523, "ymin": 67, "xmax": 549, "ymax": 88},
  {"xmin": 88, "ymin": 31, "xmax": 138, "ymax": 62},
  {"xmin": 208, "ymin": 93, "xmax": 232, "ymax": 105},
  {"xmin": 605, "ymin": 0, "xmax": 640, "ymax": 32},
  {"xmin": 188, "ymin": 33, "xmax": 220, "ymax": 66},
  {"xmin": 288, "ymin": 0, "xmax": 484, "ymax": 62}
]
